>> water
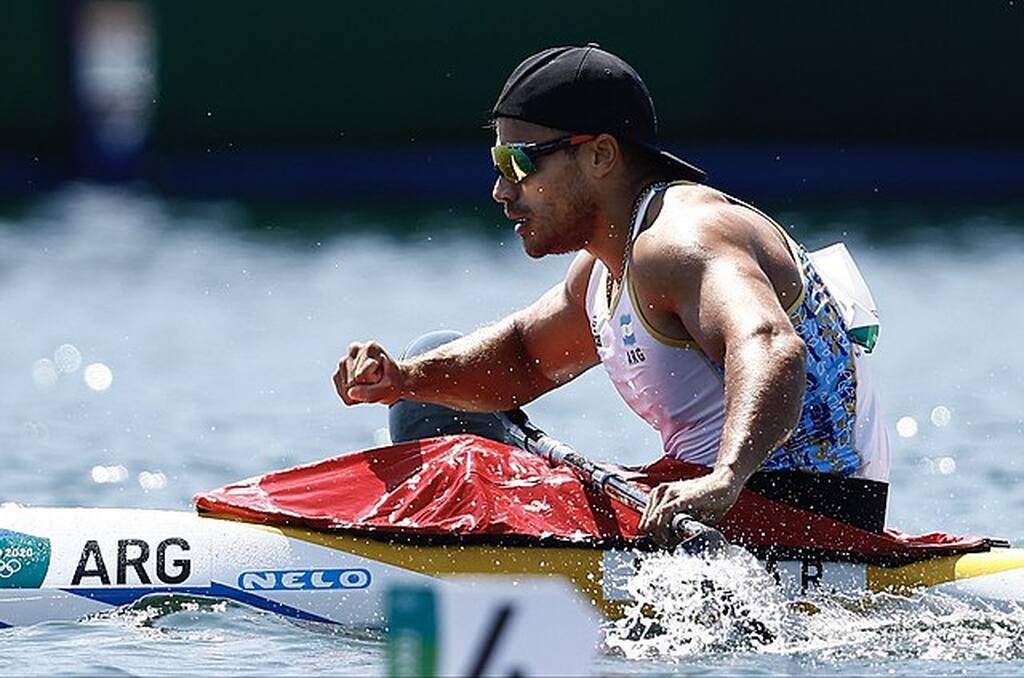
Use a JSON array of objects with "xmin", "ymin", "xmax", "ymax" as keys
[
  {"xmin": 602, "ymin": 549, "xmax": 1024, "ymax": 674},
  {"xmin": 2, "ymin": 184, "xmax": 1024, "ymax": 674}
]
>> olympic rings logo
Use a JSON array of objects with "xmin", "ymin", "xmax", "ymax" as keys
[{"xmin": 0, "ymin": 558, "xmax": 23, "ymax": 578}]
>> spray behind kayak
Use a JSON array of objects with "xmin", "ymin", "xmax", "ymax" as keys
[{"xmin": 604, "ymin": 546, "xmax": 1024, "ymax": 664}]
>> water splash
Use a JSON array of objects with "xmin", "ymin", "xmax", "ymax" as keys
[
  {"xmin": 605, "ymin": 547, "xmax": 787, "ymax": 659},
  {"xmin": 604, "ymin": 547, "xmax": 1024, "ymax": 665}
]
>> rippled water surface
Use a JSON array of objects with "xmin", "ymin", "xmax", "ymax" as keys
[{"xmin": 2, "ymin": 185, "xmax": 1023, "ymax": 674}]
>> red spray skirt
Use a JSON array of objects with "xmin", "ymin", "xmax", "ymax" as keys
[{"xmin": 195, "ymin": 435, "xmax": 998, "ymax": 563}]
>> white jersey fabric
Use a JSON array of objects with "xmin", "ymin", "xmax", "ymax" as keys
[{"xmin": 584, "ymin": 184, "xmax": 890, "ymax": 482}]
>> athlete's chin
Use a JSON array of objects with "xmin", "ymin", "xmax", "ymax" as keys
[
  {"xmin": 517, "ymin": 221, "xmax": 581, "ymax": 257},
  {"xmin": 520, "ymin": 239, "xmax": 548, "ymax": 259},
  {"xmin": 520, "ymin": 237, "xmax": 575, "ymax": 258},
  {"xmin": 517, "ymin": 230, "xmax": 548, "ymax": 258}
]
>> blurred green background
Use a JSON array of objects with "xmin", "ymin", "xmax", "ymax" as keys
[{"xmin": 2, "ymin": 0, "xmax": 1021, "ymax": 198}]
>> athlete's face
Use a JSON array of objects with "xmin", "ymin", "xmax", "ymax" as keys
[{"xmin": 491, "ymin": 118, "xmax": 599, "ymax": 258}]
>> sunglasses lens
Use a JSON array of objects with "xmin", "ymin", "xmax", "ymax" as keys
[{"xmin": 491, "ymin": 144, "xmax": 534, "ymax": 183}]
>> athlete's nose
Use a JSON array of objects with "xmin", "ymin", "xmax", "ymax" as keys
[{"xmin": 492, "ymin": 174, "xmax": 516, "ymax": 205}]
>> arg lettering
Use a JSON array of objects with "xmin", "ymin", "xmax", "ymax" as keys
[
  {"xmin": 72, "ymin": 538, "xmax": 191, "ymax": 586},
  {"xmin": 625, "ymin": 347, "xmax": 646, "ymax": 365}
]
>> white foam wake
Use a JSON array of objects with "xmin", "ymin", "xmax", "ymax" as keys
[{"xmin": 604, "ymin": 546, "xmax": 1024, "ymax": 664}]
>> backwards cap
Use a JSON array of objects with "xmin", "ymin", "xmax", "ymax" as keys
[{"xmin": 492, "ymin": 44, "xmax": 705, "ymax": 183}]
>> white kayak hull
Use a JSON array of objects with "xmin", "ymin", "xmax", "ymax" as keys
[{"xmin": 2, "ymin": 507, "xmax": 1022, "ymax": 628}]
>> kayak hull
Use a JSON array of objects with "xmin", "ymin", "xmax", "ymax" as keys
[{"xmin": 1, "ymin": 508, "xmax": 1021, "ymax": 628}]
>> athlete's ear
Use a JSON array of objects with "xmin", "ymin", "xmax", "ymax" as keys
[{"xmin": 586, "ymin": 133, "xmax": 620, "ymax": 179}]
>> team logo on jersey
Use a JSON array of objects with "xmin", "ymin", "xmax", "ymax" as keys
[
  {"xmin": 619, "ymin": 314, "xmax": 646, "ymax": 365},
  {"xmin": 0, "ymin": 529, "xmax": 51, "ymax": 589},
  {"xmin": 619, "ymin": 314, "xmax": 637, "ymax": 346}
]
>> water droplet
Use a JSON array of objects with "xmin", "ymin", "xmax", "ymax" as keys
[
  {"xmin": 32, "ymin": 359, "xmax": 59, "ymax": 388},
  {"xmin": 138, "ymin": 471, "xmax": 168, "ymax": 490},
  {"xmin": 84, "ymin": 362, "xmax": 114, "ymax": 391},
  {"xmin": 930, "ymin": 405, "xmax": 952, "ymax": 427},
  {"xmin": 937, "ymin": 456, "xmax": 956, "ymax": 475},
  {"xmin": 896, "ymin": 416, "xmax": 918, "ymax": 438},
  {"xmin": 91, "ymin": 465, "xmax": 128, "ymax": 484},
  {"xmin": 54, "ymin": 344, "xmax": 82, "ymax": 373}
]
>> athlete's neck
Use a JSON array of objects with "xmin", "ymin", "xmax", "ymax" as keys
[{"xmin": 585, "ymin": 175, "xmax": 667, "ymax": 280}]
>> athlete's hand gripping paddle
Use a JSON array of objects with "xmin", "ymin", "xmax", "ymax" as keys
[{"xmin": 498, "ymin": 409, "xmax": 728, "ymax": 555}]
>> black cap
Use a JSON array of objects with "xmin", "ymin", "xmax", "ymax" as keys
[{"xmin": 492, "ymin": 44, "xmax": 705, "ymax": 183}]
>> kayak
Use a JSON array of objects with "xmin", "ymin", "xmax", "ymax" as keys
[
  {"xmin": 3, "ymin": 434, "xmax": 1020, "ymax": 628},
  {"xmin": 2, "ymin": 506, "xmax": 1024, "ymax": 629}
]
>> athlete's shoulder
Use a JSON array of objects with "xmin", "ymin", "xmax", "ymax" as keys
[
  {"xmin": 657, "ymin": 184, "xmax": 762, "ymax": 236},
  {"xmin": 631, "ymin": 185, "xmax": 781, "ymax": 297},
  {"xmin": 633, "ymin": 185, "xmax": 729, "ymax": 268},
  {"xmin": 640, "ymin": 184, "xmax": 786, "ymax": 259}
]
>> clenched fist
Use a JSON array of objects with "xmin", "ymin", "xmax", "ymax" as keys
[{"xmin": 333, "ymin": 341, "xmax": 406, "ymax": 406}]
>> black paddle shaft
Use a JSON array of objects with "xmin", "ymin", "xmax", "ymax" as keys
[{"xmin": 499, "ymin": 409, "xmax": 726, "ymax": 552}]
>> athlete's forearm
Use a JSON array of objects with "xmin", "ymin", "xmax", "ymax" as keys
[
  {"xmin": 713, "ymin": 329, "xmax": 807, "ymax": 485},
  {"xmin": 398, "ymin": 317, "xmax": 555, "ymax": 412}
]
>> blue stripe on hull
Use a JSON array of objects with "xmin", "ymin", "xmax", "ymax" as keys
[
  {"xmin": 61, "ymin": 582, "xmax": 337, "ymax": 625},
  {"xmin": 0, "ymin": 621, "xmax": 10, "ymax": 629}
]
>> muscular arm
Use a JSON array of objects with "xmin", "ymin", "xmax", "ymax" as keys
[
  {"xmin": 636, "ymin": 204, "xmax": 807, "ymax": 533},
  {"xmin": 678, "ymin": 245, "xmax": 806, "ymax": 485},
  {"xmin": 338, "ymin": 253, "xmax": 599, "ymax": 411}
]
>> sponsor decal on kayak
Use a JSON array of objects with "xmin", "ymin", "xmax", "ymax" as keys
[
  {"xmin": 237, "ymin": 568, "xmax": 372, "ymax": 591},
  {"xmin": 0, "ymin": 529, "xmax": 51, "ymax": 589},
  {"xmin": 70, "ymin": 538, "xmax": 191, "ymax": 586}
]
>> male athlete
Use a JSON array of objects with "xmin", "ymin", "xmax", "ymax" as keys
[{"xmin": 334, "ymin": 45, "xmax": 889, "ymax": 545}]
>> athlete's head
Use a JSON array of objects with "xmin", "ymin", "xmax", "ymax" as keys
[{"xmin": 489, "ymin": 44, "xmax": 705, "ymax": 257}]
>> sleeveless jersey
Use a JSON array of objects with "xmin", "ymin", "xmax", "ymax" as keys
[{"xmin": 585, "ymin": 184, "xmax": 890, "ymax": 481}]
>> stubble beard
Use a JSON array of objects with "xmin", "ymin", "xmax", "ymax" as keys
[{"xmin": 523, "ymin": 174, "xmax": 598, "ymax": 258}]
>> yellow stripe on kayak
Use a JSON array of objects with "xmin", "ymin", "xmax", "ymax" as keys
[
  {"xmin": 274, "ymin": 524, "xmax": 622, "ymax": 616},
  {"xmin": 868, "ymin": 548, "xmax": 1024, "ymax": 593}
]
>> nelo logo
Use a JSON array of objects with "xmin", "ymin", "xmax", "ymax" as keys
[{"xmin": 238, "ymin": 568, "xmax": 371, "ymax": 591}]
